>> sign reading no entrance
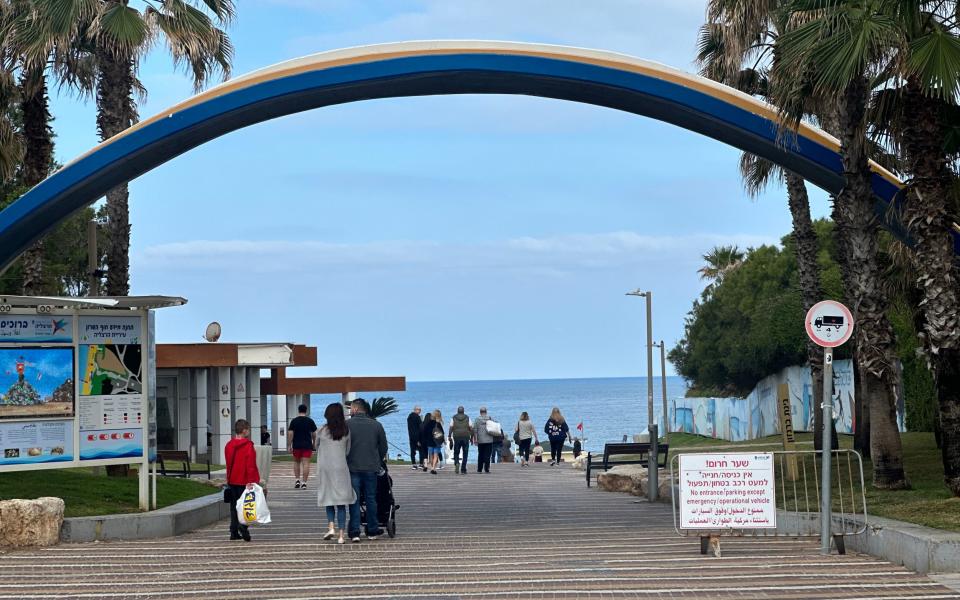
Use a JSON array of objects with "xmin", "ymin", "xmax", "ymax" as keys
[{"xmin": 805, "ymin": 300, "xmax": 854, "ymax": 348}]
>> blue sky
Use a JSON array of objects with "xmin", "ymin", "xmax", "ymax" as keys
[{"xmin": 47, "ymin": 1, "xmax": 833, "ymax": 381}]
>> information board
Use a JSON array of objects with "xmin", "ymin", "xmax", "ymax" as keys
[
  {"xmin": 0, "ymin": 420, "xmax": 73, "ymax": 465},
  {"xmin": 679, "ymin": 453, "xmax": 776, "ymax": 529}
]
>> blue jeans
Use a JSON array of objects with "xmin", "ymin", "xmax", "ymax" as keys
[
  {"xmin": 325, "ymin": 505, "xmax": 347, "ymax": 530},
  {"xmin": 349, "ymin": 471, "xmax": 379, "ymax": 536}
]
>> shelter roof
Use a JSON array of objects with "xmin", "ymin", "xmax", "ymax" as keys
[
  {"xmin": 0, "ymin": 295, "xmax": 187, "ymax": 309},
  {"xmin": 157, "ymin": 343, "xmax": 317, "ymax": 368}
]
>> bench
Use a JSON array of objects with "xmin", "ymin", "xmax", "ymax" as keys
[
  {"xmin": 585, "ymin": 442, "xmax": 669, "ymax": 487},
  {"xmin": 157, "ymin": 450, "xmax": 210, "ymax": 479}
]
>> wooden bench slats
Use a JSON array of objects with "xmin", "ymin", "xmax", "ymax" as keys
[{"xmin": 157, "ymin": 450, "xmax": 211, "ymax": 479}]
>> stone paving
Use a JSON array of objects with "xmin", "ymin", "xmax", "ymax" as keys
[{"xmin": 0, "ymin": 461, "xmax": 958, "ymax": 599}]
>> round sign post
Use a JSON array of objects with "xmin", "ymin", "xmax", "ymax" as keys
[{"xmin": 804, "ymin": 300, "xmax": 854, "ymax": 555}]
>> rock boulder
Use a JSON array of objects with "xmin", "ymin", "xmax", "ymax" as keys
[
  {"xmin": 597, "ymin": 465, "xmax": 647, "ymax": 495},
  {"xmin": 0, "ymin": 497, "xmax": 65, "ymax": 547}
]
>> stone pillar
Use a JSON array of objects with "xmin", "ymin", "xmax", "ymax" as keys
[
  {"xmin": 246, "ymin": 369, "xmax": 261, "ymax": 440},
  {"xmin": 209, "ymin": 367, "xmax": 232, "ymax": 465},
  {"xmin": 231, "ymin": 367, "xmax": 247, "ymax": 421},
  {"xmin": 193, "ymin": 369, "xmax": 208, "ymax": 458},
  {"xmin": 286, "ymin": 394, "xmax": 300, "ymax": 425},
  {"xmin": 177, "ymin": 369, "xmax": 191, "ymax": 454},
  {"xmin": 272, "ymin": 395, "xmax": 287, "ymax": 452}
]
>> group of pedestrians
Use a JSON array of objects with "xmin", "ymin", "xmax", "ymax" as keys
[
  {"xmin": 406, "ymin": 405, "xmax": 576, "ymax": 472},
  {"xmin": 225, "ymin": 400, "xmax": 389, "ymax": 544}
]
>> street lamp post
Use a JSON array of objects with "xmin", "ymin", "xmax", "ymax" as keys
[
  {"xmin": 655, "ymin": 341, "xmax": 669, "ymax": 433},
  {"xmin": 626, "ymin": 289, "xmax": 657, "ymax": 501}
]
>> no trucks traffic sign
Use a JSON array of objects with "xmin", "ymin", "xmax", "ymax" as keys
[{"xmin": 805, "ymin": 300, "xmax": 854, "ymax": 348}]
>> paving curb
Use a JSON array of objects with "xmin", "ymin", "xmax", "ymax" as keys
[
  {"xmin": 60, "ymin": 492, "xmax": 230, "ymax": 543},
  {"xmin": 775, "ymin": 511, "xmax": 960, "ymax": 574}
]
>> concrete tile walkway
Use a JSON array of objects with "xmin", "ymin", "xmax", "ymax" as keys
[{"xmin": 0, "ymin": 462, "xmax": 957, "ymax": 599}]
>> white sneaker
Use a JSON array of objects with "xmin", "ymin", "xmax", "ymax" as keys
[
  {"xmin": 323, "ymin": 529, "xmax": 335, "ymax": 540},
  {"xmin": 351, "ymin": 536, "xmax": 360, "ymax": 543}
]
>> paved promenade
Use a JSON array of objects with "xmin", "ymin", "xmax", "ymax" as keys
[{"xmin": 0, "ymin": 462, "xmax": 958, "ymax": 599}]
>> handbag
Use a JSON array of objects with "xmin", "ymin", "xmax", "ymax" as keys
[
  {"xmin": 432, "ymin": 424, "xmax": 444, "ymax": 442},
  {"xmin": 513, "ymin": 422, "xmax": 521, "ymax": 445},
  {"xmin": 485, "ymin": 419, "xmax": 502, "ymax": 437}
]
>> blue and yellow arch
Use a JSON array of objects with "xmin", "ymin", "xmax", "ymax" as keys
[{"xmin": 0, "ymin": 40, "xmax": 952, "ymax": 267}]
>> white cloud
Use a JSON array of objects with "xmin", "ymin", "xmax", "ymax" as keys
[
  {"xmin": 268, "ymin": 0, "xmax": 707, "ymax": 70},
  {"xmin": 135, "ymin": 231, "xmax": 777, "ymax": 273}
]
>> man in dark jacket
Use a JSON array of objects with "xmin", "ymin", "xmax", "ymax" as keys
[
  {"xmin": 406, "ymin": 406, "xmax": 422, "ymax": 470},
  {"xmin": 448, "ymin": 406, "xmax": 473, "ymax": 475},
  {"xmin": 347, "ymin": 399, "xmax": 388, "ymax": 542}
]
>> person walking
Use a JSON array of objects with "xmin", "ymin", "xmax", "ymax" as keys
[
  {"xmin": 406, "ymin": 406, "xmax": 423, "ymax": 470},
  {"xmin": 418, "ymin": 412, "xmax": 435, "ymax": 474},
  {"xmin": 287, "ymin": 404, "xmax": 318, "ymax": 489},
  {"xmin": 346, "ymin": 399, "xmax": 388, "ymax": 542},
  {"xmin": 473, "ymin": 407, "xmax": 496, "ymax": 473},
  {"xmin": 515, "ymin": 412, "xmax": 538, "ymax": 467},
  {"xmin": 315, "ymin": 402, "xmax": 356, "ymax": 545},
  {"xmin": 491, "ymin": 430, "xmax": 502, "ymax": 463},
  {"xmin": 448, "ymin": 406, "xmax": 473, "ymax": 474},
  {"xmin": 423, "ymin": 409, "xmax": 444, "ymax": 474},
  {"xmin": 544, "ymin": 407, "xmax": 570, "ymax": 466},
  {"xmin": 224, "ymin": 418, "xmax": 260, "ymax": 542}
]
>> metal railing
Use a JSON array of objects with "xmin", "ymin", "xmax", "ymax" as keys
[{"xmin": 670, "ymin": 449, "xmax": 867, "ymax": 551}]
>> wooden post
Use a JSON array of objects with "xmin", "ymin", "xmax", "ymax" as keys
[{"xmin": 777, "ymin": 383, "xmax": 798, "ymax": 481}]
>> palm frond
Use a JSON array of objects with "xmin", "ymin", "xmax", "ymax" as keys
[
  {"xmin": 907, "ymin": 26, "xmax": 960, "ymax": 102},
  {"xmin": 740, "ymin": 151, "xmax": 784, "ymax": 196},
  {"xmin": 93, "ymin": 3, "xmax": 151, "ymax": 58},
  {"xmin": 369, "ymin": 397, "xmax": 399, "ymax": 420}
]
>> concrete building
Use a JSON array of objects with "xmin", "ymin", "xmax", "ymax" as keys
[{"xmin": 155, "ymin": 343, "xmax": 405, "ymax": 464}]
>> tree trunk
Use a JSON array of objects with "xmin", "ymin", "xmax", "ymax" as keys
[
  {"xmin": 19, "ymin": 67, "xmax": 54, "ymax": 296},
  {"xmin": 854, "ymin": 358, "xmax": 870, "ymax": 454},
  {"xmin": 784, "ymin": 173, "xmax": 828, "ymax": 447},
  {"xmin": 900, "ymin": 78, "xmax": 960, "ymax": 495},
  {"xmin": 834, "ymin": 77, "xmax": 908, "ymax": 489},
  {"xmin": 96, "ymin": 46, "xmax": 137, "ymax": 476},
  {"xmin": 96, "ymin": 46, "xmax": 137, "ymax": 297}
]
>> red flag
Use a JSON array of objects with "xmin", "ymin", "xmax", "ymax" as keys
[{"xmin": 576, "ymin": 421, "xmax": 584, "ymax": 432}]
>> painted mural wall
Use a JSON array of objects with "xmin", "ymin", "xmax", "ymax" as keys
[{"xmin": 668, "ymin": 359, "xmax": 902, "ymax": 442}]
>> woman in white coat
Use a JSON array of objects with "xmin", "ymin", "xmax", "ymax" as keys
[{"xmin": 315, "ymin": 402, "xmax": 357, "ymax": 544}]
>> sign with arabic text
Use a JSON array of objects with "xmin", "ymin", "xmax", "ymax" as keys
[{"xmin": 679, "ymin": 453, "xmax": 776, "ymax": 529}]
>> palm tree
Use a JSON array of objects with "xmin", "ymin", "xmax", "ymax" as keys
[
  {"xmin": 3, "ymin": 0, "xmax": 57, "ymax": 296},
  {"xmin": 772, "ymin": 0, "xmax": 909, "ymax": 489},
  {"xmin": 698, "ymin": 245, "xmax": 745, "ymax": 289},
  {"xmin": 865, "ymin": 2, "xmax": 960, "ymax": 496},
  {"xmin": 32, "ymin": 0, "xmax": 235, "ymax": 296},
  {"xmin": 697, "ymin": 2, "xmax": 830, "ymax": 451}
]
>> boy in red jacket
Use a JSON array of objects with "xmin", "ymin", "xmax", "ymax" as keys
[{"xmin": 225, "ymin": 419, "xmax": 260, "ymax": 541}]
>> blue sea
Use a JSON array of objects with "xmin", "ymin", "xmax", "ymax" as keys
[{"xmin": 309, "ymin": 376, "xmax": 687, "ymax": 455}]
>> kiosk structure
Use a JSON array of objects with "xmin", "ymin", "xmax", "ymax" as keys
[{"xmin": 0, "ymin": 295, "xmax": 185, "ymax": 510}]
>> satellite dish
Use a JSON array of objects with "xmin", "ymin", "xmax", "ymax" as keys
[{"xmin": 204, "ymin": 322, "xmax": 222, "ymax": 343}]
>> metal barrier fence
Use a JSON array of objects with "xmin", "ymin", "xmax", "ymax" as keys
[{"xmin": 670, "ymin": 449, "xmax": 867, "ymax": 553}]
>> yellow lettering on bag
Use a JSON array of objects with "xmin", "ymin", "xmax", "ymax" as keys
[{"xmin": 242, "ymin": 491, "xmax": 257, "ymax": 522}]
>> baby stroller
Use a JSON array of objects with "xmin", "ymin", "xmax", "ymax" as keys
[{"xmin": 359, "ymin": 463, "xmax": 399, "ymax": 538}]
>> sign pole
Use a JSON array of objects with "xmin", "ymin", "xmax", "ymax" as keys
[
  {"xmin": 804, "ymin": 299, "xmax": 853, "ymax": 557},
  {"xmin": 820, "ymin": 346, "xmax": 834, "ymax": 554}
]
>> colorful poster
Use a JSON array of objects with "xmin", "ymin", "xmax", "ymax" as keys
[
  {"xmin": 0, "ymin": 315, "xmax": 72, "ymax": 343},
  {"xmin": 78, "ymin": 316, "xmax": 141, "ymax": 345},
  {"xmin": 0, "ymin": 420, "xmax": 72, "ymax": 465},
  {"xmin": 80, "ymin": 427, "xmax": 143, "ymax": 460},
  {"xmin": 0, "ymin": 347, "xmax": 74, "ymax": 419},
  {"xmin": 679, "ymin": 453, "xmax": 776, "ymax": 529},
  {"xmin": 78, "ymin": 345, "xmax": 142, "ymax": 395}
]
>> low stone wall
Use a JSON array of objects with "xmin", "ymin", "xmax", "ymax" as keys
[
  {"xmin": 777, "ymin": 511, "xmax": 960, "ymax": 574},
  {"xmin": 60, "ymin": 492, "xmax": 229, "ymax": 543},
  {"xmin": 596, "ymin": 465, "xmax": 673, "ymax": 502},
  {"xmin": 0, "ymin": 497, "xmax": 64, "ymax": 548}
]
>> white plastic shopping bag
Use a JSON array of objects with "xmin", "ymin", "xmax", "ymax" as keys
[
  {"xmin": 485, "ymin": 420, "xmax": 502, "ymax": 436},
  {"xmin": 235, "ymin": 483, "xmax": 271, "ymax": 525}
]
